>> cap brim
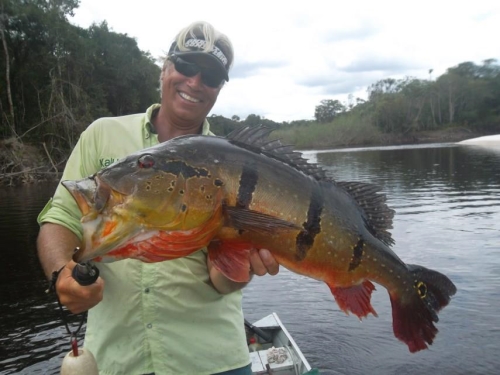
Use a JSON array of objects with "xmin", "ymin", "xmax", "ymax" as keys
[{"xmin": 174, "ymin": 51, "xmax": 229, "ymax": 81}]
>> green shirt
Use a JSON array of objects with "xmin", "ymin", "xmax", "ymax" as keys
[{"xmin": 38, "ymin": 104, "xmax": 250, "ymax": 375}]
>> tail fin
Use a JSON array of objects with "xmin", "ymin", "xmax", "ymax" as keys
[{"xmin": 390, "ymin": 264, "xmax": 456, "ymax": 352}]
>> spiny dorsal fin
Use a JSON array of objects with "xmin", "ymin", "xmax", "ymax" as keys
[
  {"xmin": 226, "ymin": 125, "xmax": 327, "ymax": 181},
  {"xmin": 226, "ymin": 126, "xmax": 395, "ymax": 246},
  {"xmin": 337, "ymin": 181, "xmax": 395, "ymax": 246}
]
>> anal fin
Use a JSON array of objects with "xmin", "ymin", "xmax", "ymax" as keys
[{"xmin": 329, "ymin": 280, "xmax": 378, "ymax": 319}]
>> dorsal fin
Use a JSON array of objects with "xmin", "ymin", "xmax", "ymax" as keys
[
  {"xmin": 226, "ymin": 125, "xmax": 327, "ymax": 181},
  {"xmin": 226, "ymin": 125, "xmax": 395, "ymax": 246},
  {"xmin": 336, "ymin": 181, "xmax": 395, "ymax": 246}
]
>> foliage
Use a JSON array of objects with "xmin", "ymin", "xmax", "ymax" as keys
[
  {"xmin": 275, "ymin": 111, "xmax": 381, "ymax": 149},
  {"xmin": 0, "ymin": 0, "xmax": 160, "ymax": 160},
  {"xmin": 314, "ymin": 99, "xmax": 346, "ymax": 123},
  {"xmin": 209, "ymin": 113, "xmax": 281, "ymax": 136},
  {"xmin": 366, "ymin": 60, "xmax": 500, "ymax": 133},
  {"xmin": 208, "ymin": 114, "xmax": 240, "ymax": 136},
  {"xmin": 1, "ymin": 0, "xmax": 499, "ymax": 176}
]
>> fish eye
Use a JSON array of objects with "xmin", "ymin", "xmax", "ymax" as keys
[{"xmin": 138, "ymin": 154, "xmax": 155, "ymax": 169}]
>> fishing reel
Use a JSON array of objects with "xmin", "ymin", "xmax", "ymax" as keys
[{"xmin": 72, "ymin": 261, "xmax": 100, "ymax": 286}]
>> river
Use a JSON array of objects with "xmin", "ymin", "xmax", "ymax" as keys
[{"xmin": 1, "ymin": 142, "xmax": 499, "ymax": 374}]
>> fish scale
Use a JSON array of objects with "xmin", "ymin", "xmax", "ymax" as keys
[{"xmin": 63, "ymin": 125, "xmax": 456, "ymax": 353}]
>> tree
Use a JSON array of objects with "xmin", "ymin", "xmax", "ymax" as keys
[
  {"xmin": 0, "ymin": 2, "xmax": 15, "ymax": 135},
  {"xmin": 0, "ymin": 0, "xmax": 161, "ymax": 158},
  {"xmin": 314, "ymin": 99, "xmax": 345, "ymax": 123},
  {"xmin": 243, "ymin": 114, "xmax": 262, "ymax": 126},
  {"xmin": 208, "ymin": 114, "xmax": 240, "ymax": 136}
]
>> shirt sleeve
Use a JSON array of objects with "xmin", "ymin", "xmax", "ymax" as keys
[{"xmin": 37, "ymin": 124, "xmax": 101, "ymax": 239}]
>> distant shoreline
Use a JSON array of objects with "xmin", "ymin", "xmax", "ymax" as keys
[
  {"xmin": 0, "ymin": 127, "xmax": 496, "ymax": 186},
  {"xmin": 296, "ymin": 127, "xmax": 490, "ymax": 151}
]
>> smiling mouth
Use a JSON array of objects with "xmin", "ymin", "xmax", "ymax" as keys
[{"xmin": 179, "ymin": 91, "xmax": 201, "ymax": 103}]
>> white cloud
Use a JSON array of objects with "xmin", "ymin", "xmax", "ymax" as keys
[{"xmin": 70, "ymin": 0, "xmax": 500, "ymax": 122}]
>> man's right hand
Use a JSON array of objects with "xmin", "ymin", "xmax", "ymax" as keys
[{"xmin": 56, "ymin": 261, "xmax": 104, "ymax": 314}]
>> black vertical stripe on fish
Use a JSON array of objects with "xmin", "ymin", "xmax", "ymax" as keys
[
  {"xmin": 348, "ymin": 239, "xmax": 365, "ymax": 271},
  {"xmin": 295, "ymin": 185, "xmax": 323, "ymax": 261},
  {"xmin": 236, "ymin": 164, "xmax": 258, "ymax": 209}
]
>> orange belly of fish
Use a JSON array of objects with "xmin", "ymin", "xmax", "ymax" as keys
[{"xmin": 95, "ymin": 214, "xmax": 222, "ymax": 262}]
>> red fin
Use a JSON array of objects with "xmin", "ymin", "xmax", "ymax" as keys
[
  {"xmin": 390, "ymin": 264, "xmax": 457, "ymax": 353},
  {"xmin": 208, "ymin": 240, "xmax": 254, "ymax": 282},
  {"xmin": 390, "ymin": 294, "xmax": 437, "ymax": 353},
  {"xmin": 329, "ymin": 280, "xmax": 378, "ymax": 319}
]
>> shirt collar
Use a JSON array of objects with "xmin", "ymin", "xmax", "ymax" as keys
[{"xmin": 143, "ymin": 104, "xmax": 212, "ymax": 137}]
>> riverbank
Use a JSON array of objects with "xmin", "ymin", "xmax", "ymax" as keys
[
  {"xmin": 380, "ymin": 127, "xmax": 483, "ymax": 146},
  {"xmin": 0, "ymin": 127, "xmax": 492, "ymax": 186}
]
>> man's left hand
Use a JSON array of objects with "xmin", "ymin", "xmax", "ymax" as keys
[
  {"xmin": 249, "ymin": 249, "xmax": 279, "ymax": 277},
  {"xmin": 208, "ymin": 248, "xmax": 279, "ymax": 294}
]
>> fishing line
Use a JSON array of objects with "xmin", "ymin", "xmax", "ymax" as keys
[{"xmin": 46, "ymin": 253, "xmax": 100, "ymax": 356}]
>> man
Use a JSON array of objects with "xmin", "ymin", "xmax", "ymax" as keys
[{"xmin": 37, "ymin": 21, "xmax": 279, "ymax": 375}]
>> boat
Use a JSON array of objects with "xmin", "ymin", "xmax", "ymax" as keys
[{"xmin": 245, "ymin": 313, "xmax": 319, "ymax": 375}]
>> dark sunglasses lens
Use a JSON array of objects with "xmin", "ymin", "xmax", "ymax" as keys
[
  {"xmin": 201, "ymin": 72, "xmax": 224, "ymax": 88},
  {"xmin": 173, "ymin": 57, "xmax": 199, "ymax": 77},
  {"xmin": 171, "ymin": 56, "xmax": 224, "ymax": 88}
]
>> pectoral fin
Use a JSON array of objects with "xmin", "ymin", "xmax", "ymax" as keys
[
  {"xmin": 224, "ymin": 206, "xmax": 300, "ymax": 234},
  {"xmin": 208, "ymin": 239, "xmax": 255, "ymax": 282}
]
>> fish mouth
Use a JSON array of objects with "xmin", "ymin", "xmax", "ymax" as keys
[
  {"xmin": 73, "ymin": 215, "xmax": 140, "ymax": 263},
  {"xmin": 63, "ymin": 175, "xmax": 137, "ymax": 263},
  {"xmin": 62, "ymin": 176, "xmax": 99, "ymax": 216},
  {"xmin": 62, "ymin": 175, "xmax": 118, "ymax": 216}
]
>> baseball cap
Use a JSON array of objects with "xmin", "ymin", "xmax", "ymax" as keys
[{"xmin": 167, "ymin": 38, "xmax": 230, "ymax": 82}]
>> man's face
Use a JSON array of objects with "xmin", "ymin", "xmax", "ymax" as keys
[{"xmin": 160, "ymin": 58, "xmax": 223, "ymax": 125}]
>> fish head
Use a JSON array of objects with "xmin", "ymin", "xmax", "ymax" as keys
[{"xmin": 63, "ymin": 145, "xmax": 225, "ymax": 262}]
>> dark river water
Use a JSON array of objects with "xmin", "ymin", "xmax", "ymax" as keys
[{"xmin": 1, "ymin": 142, "xmax": 499, "ymax": 374}]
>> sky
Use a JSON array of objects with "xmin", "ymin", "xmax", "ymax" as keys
[{"xmin": 70, "ymin": 0, "xmax": 500, "ymax": 122}]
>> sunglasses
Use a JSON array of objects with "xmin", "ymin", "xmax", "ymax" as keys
[{"xmin": 168, "ymin": 55, "xmax": 225, "ymax": 88}]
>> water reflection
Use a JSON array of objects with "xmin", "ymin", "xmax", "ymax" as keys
[{"xmin": 1, "ymin": 144, "xmax": 500, "ymax": 374}]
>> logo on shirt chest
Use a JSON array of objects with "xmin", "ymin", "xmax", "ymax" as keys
[{"xmin": 99, "ymin": 158, "xmax": 118, "ymax": 168}]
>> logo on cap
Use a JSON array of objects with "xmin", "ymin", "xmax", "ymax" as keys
[{"xmin": 184, "ymin": 38, "xmax": 228, "ymax": 68}]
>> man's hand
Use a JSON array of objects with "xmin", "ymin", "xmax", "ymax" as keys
[
  {"xmin": 208, "ymin": 249, "xmax": 279, "ymax": 295},
  {"xmin": 56, "ymin": 261, "xmax": 105, "ymax": 314},
  {"xmin": 37, "ymin": 223, "xmax": 105, "ymax": 314},
  {"xmin": 248, "ymin": 249, "xmax": 279, "ymax": 276}
]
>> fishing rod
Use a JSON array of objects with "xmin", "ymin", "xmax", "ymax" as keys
[
  {"xmin": 46, "ymin": 247, "xmax": 100, "ymax": 374},
  {"xmin": 244, "ymin": 318, "xmax": 273, "ymax": 342}
]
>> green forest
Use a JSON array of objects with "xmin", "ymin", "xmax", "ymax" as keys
[{"xmin": 1, "ymin": 0, "xmax": 500, "ymax": 184}]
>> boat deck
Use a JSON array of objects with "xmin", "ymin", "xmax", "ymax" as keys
[{"xmin": 248, "ymin": 313, "xmax": 312, "ymax": 375}]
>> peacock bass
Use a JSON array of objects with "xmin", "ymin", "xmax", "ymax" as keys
[{"xmin": 63, "ymin": 126, "xmax": 456, "ymax": 353}]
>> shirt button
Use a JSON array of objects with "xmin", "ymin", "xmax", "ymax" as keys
[
  {"xmin": 144, "ymin": 288, "xmax": 150, "ymax": 293},
  {"xmin": 147, "ymin": 323, "xmax": 152, "ymax": 329}
]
